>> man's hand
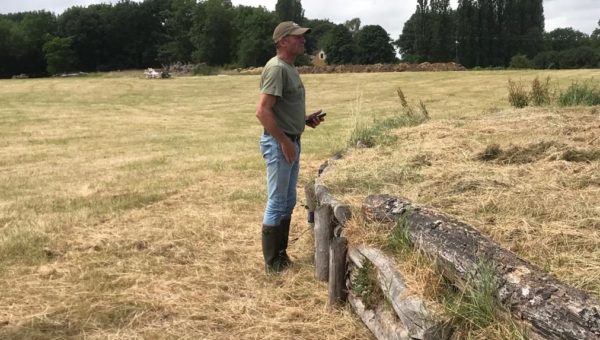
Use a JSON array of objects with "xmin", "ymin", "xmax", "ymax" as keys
[
  {"xmin": 305, "ymin": 109, "xmax": 324, "ymax": 128},
  {"xmin": 280, "ymin": 137, "xmax": 296, "ymax": 163}
]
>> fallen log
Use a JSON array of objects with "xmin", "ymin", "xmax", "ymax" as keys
[
  {"xmin": 363, "ymin": 194, "xmax": 600, "ymax": 340},
  {"xmin": 348, "ymin": 289, "xmax": 411, "ymax": 340},
  {"xmin": 348, "ymin": 246, "xmax": 446, "ymax": 339},
  {"xmin": 315, "ymin": 183, "xmax": 352, "ymax": 225}
]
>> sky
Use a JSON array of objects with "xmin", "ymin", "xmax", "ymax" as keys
[{"xmin": 0, "ymin": 0, "xmax": 598, "ymax": 42}]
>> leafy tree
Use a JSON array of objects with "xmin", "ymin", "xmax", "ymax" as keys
[
  {"xmin": 413, "ymin": 0, "xmax": 432, "ymax": 62},
  {"xmin": 275, "ymin": 0, "xmax": 304, "ymax": 24},
  {"xmin": 42, "ymin": 35, "xmax": 78, "ymax": 74},
  {"xmin": 398, "ymin": 0, "xmax": 456, "ymax": 63},
  {"xmin": 58, "ymin": 5, "xmax": 110, "ymax": 71},
  {"xmin": 354, "ymin": 25, "xmax": 396, "ymax": 64},
  {"xmin": 544, "ymin": 28, "xmax": 590, "ymax": 52},
  {"xmin": 395, "ymin": 13, "xmax": 419, "ymax": 61},
  {"xmin": 509, "ymin": 54, "xmax": 532, "ymax": 69},
  {"xmin": 158, "ymin": 0, "xmax": 198, "ymax": 64},
  {"xmin": 456, "ymin": 0, "xmax": 477, "ymax": 67},
  {"xmin": 344, "ymin": 18, "xmax": 361, "ymax": 36},
  {"xmin": 518, "ymin": 0, "xmax": 545, "ymax": 58},
  {"xmin": 18, "ymin": 11, "xmax": 58, "ymax": 75},
  {"xmin": 591, "ymin": 20, "xmax": 600, "ymax": 49},
  {"xmin": 103, "ymin": 1, "xmax": 146, "ymax": 69},
  {"xmin": 429, "ymin": 0, "xmax": 455, "ymax": 62},
  {"xmin": 190, "ymin": 0, "xmax": 234, "ymax": 65},
  {"xmin": 558, "ymin": 46, "xmax": 599, "ymax": 69},
  {"xmin": 0, "ymin": 18, "xmax": 20, "ymax": 77},
  {"xmin": 304, "ymin": 18, "xmax": 336, "ymax": 55},
  {"xmin": 321, "ymin": 24, "xmax": 355, "ymax": 64},
  {"xmin": 231, "ymin": 5, "xmax": 277, "ymax": 67},
  {"xmin": 533, "ymin": 50, "xmax": 559, "ymax": 69}
]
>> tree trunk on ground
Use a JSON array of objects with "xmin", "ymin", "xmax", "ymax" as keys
[
  {"xmin": 348, "ymin": 246, "xmax": 450, "ymax": 339},
  {"xmin": 363, "ymin": 194, "xmax": 600, "ymax": 340},
  {"xmin": 348, "ymin": 290, "xmax": 411, "ymax": 340}
]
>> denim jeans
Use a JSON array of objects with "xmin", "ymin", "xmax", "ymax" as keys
[{"xmin": 260, "ymin": 134, "xmax": 300, "ymax": 226}]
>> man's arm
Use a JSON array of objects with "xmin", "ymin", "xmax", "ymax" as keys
[{"xmin": 255, "ymin": 93, "xmax": 296, "ymax": 163}]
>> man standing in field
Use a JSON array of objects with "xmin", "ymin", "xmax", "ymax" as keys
[{"xmin": 255, "ymin": 21, "xmax": 324, "ymax": 272}]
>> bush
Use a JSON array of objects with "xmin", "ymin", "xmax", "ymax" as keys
[
  {"xmin": 509, "ymin": 54, "xmax": 532, "ymax": 69},
  {"xmin": 530, "ymin": 77, "xmax": 553, "ymax": 106},
  {"xmin": 533, "ymin": 51, "xmax": 559, "ymax": 69},
  {"xmin": 558, "ymin": 47, "xmax": 600, "ymax": 69},
  {"xmin": 558, "ymin": 80, "xmax": 600, "ymax": 106},
  {"xmin": 507, "ymin": 79, "xmax": 529, "ymax": 108}
]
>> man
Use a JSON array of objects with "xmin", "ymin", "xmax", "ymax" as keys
[{"xmin": 255, "ymin": 21, "xmax": 324, "ymax": 272}]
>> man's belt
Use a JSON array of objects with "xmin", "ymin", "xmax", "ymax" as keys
[{"xmin": 263, "ymin": 129, "xmax": 301, "ymax": 142}]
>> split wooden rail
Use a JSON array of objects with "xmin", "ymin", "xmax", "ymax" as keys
[{"xmin": 305, "ymin": 162, "xmax": 600, "ymax": 340}]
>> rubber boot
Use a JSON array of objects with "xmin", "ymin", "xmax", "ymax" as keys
[
  {"xmin": 279, "ymin": 217, "xmax": 293, "ymax": 268},
  {"xmin": 262, "ymin": 224, "xmax": 286, "ymax": 272}
]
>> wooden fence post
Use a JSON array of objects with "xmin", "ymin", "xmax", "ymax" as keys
[
  {"xmin": 328, "ymin": 236, "xmax": 348, "ymax": 306},
  {"xmin": 314, "ymin": 203, "xmax": 333, "ymax": 281}
]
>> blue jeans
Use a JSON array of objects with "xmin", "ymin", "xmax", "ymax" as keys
[{"xmin": 260, "ymin": 134, "xmax": 300, "ymax": 226}]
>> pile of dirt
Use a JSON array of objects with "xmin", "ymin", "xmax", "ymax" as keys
[
  {"xmin": 300, "ymin": 62, "xmax": 466, "ymax": 74},
  {"xmin": 239, "ymin": 62, "xmax": 466, "ymax": 75}
]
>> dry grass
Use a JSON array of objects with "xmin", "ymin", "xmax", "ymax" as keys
[
  {"xmin": 323, "ymin": 74, "xmax": 600, "ymax": 337},
  {"xmin": 1, "ymin": 69, "xmax": 599, "ymax": 339}
]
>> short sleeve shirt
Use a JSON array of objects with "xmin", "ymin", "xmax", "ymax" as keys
[{"xmin": 260, "ymin": 57, "xmax": 306, "ymax": 135}]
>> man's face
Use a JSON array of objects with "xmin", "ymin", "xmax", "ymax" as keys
[{"xmin": 282, "ymin": 34, "xmax": 305, "ymax": 56}]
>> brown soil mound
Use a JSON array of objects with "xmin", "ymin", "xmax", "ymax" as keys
[
  {"xmin": 239, "ymin": 62, "xmax": 466, "ymax": 75},
  {"xmin": 298, "ymin": 62, "xmax": 466, "ymax": 74}
]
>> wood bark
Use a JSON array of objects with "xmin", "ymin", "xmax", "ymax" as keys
[
  {"xmin": 304, "ymin": 182, "xmax": 317, "ymax": 211},
  {"xmin": 314, "ymin": 203, "xmax": 333, "ymax": 281},
  {"xmin": 328, "ymin": 237, "xmax": 348, "ymax": 306},
  {"xmin": 315, "ymin": 183, "xmax": 352, "ymax": 226},
  {"xmin": 363, "ymin": 194, "xmax": 600, "ymax": 340},
  {"xmin": 348, "ymin": 291, "xmax": 411, "ymax": 340},
  {"xmin": 348, "ymin": 246, "xmax": 445, "ymax": 339}
]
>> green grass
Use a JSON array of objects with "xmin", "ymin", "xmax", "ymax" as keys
[
  {"xmin": 351, "ymin": 258, "xmax": 384, "ymax": 309},
  {"xmin": 348, "ymin": 88, "xmax": 429, "ymax": 148},
  {"xmin": 558, "ymin": 80, "xmax": 600, "ymax": 106},
  {"xmin": 443, "ymin": 262, "xmax": 499, "ymax": 330},
  {"xmin": 387, "ymin": 211, "xmax": 414, "ymax": 254}
]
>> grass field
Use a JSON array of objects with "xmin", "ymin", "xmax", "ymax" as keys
[{"xmin": 0, "ymin": 69, "xmax": 598, "ymax": 339}]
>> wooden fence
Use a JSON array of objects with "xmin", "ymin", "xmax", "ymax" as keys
[{"xmin": 304, "ymin": 161, "xmax": 600, "ymax": 340}]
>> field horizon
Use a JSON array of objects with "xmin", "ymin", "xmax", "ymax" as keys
[{"xmin": 1, "ymin": 69, "xmax": 598, "ymax": 339}]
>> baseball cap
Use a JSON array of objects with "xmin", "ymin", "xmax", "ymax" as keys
[{"xmin": 273, "ymin": 21, "xmax": 311, "ymax": 43}]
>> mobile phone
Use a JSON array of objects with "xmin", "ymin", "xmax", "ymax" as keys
[{"xmin": 306, "ymin": 112, "xmax": 326, "ymax": 123}]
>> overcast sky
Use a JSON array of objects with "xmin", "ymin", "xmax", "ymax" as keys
[{"xmin": 1, "ymin": 0, "xmax": 598, "ymax": 41}]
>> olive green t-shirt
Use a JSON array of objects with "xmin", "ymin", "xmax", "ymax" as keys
[{"xmin": 260, "ymin": 56, "xmax": 306, "ymax": 135}]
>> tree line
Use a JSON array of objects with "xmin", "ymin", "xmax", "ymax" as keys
[
  {"xmin": 398, "ymin": 0, "xmax": 600, "ymax": 69},
  {"xmin": 0, "ymin": 0, "xmax": 598, "ymax": 78},
  {"xmin": 0, "ymin": 0, "xmax": 396, "ymax": 78}
]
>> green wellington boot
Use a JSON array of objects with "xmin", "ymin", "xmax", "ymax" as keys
[
  {"xmin": 261, "ymin": 224, "xmax": 287, "ymax": 272},
  {"xmin": 278, "ymin": 217, "xmax": 293, "ymax": 268}
]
